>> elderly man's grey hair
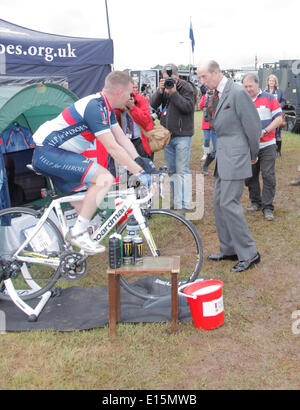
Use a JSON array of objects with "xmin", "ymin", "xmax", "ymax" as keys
[
  {"xmin": 242, "ymin": 73, "xmax": 259, "ymax": 84},
  {"xmin": 207, "ymin": 60, "xmax": 221, "ymax": 73}
]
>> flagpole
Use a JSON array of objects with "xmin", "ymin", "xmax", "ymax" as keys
[
  {"xmin": 105, "ymin": 0, "xmax": 111, "ymax": 39},
  {"xmin": 189, "ymin": 17, "xmax": 195, "ymax": 73},
  {"xmin": 105, "ymin": 0, "xmax": 114, "ymax": 70},
  {"xmin": 188, "ymin": 17, "xmax": 191, "ymax": 75}
]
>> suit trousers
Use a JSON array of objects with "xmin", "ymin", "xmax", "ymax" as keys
[{"xmin": 214, "ymin": 169, "xmax": 257, "ymax": 261}]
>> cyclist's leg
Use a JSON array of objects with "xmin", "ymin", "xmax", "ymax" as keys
[
  {"xmin": 77, "ymin": 166, "xmax": 114, "ymax": 221},
  {"xmin": 32, "ymin": 146, "xmax": 113, "ymax": 253},
  {"xmin": 33, "ymin": 145, "xmax": 113, "ymax": 212},
  {"xmin": 70, "ymin": 166, "xmax": 113, "ymax": 251},
  {"xmin": 67, "ymin": 166, "xmax": 114, "ymax": 252}
]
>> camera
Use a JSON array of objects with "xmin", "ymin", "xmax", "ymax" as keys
[
  {"xmin": 151, "ymin": 108, "xmax": 161, "ymax": 121},
  {"xmin": 130, "ymin": 93, "xmax": 138, "ymax": 105},
  {"xmin": 164, "ymin": 66, "xmax": 176, "ymax": 89}
]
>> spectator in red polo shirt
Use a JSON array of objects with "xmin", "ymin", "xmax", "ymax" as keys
[{"xmin": 242, "ymin": 73, "xmax": 283, "ymax": 221}]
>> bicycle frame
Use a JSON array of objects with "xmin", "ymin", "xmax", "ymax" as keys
[
  {"xmin": 91, "ymin": 189, "xmax": 158, "ymax": 256},
  {"xmin": 12, "ymin": 186, "xmax": 158, "ymax": 268}
]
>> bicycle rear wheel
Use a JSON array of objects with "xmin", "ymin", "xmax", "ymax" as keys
[
  {"xmin": 0, "ymin": 207, "xmax": 64, "ymax": 301},
  {"xmin": 117, "ymin": 209, "xmax": 203, "ymax": 300}
]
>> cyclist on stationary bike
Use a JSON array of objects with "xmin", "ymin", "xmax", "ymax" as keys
[{"xmin": 32, "ymin": 71, "xmax": 158, "ymax": 255}]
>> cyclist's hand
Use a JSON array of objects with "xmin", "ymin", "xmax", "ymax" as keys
[
  {"xmin": 135, "ymin": 156, "xmax": 159, "ymax": 175},
  {"xmin": 129, "ymin": 171, "xmax": 152, "ymax": 188}
]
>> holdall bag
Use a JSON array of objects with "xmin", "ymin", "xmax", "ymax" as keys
[
  {"xmin": 139, "ymin": 124, "xmax": 171, "ymax": 153},
  {"xmin": 125, "ymin": 109, "xmax": 171, "ymax": 153}
]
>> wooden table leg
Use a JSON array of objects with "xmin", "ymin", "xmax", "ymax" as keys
[
  {"xmin": 116, "ymin": 274, "xmax": 120, "ymax": 322},
  {"xmin": 108, "ymin": 274, "xmax": 117, "ymax": 337},
  {"xmin": 171, "ymin": 272, "xmax": 178, "ymax": 332},
  {"xmin": 107, "ymin": 257, "xmax": 181, "ymax": 336}
]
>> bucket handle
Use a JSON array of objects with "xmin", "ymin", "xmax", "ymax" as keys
[{"xmin": 178, "ymin": 279, "xmax": 206, "ymax": 299}]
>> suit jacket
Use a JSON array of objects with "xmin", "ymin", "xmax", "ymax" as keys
[{"xmin": 213, "ymin": 79, "xmax": 261, "ymax": 180}]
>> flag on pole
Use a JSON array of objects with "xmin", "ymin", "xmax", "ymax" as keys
[{"xmin": 189, "ymin": 19, "xmax": 195, "ymax": 53}]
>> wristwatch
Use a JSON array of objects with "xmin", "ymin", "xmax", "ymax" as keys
[{"xmin": 263, "ymin": 129, "xmax": 268, "ymax": 135}]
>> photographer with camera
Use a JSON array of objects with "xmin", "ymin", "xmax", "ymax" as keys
[{"xmin": 150, "ymin": 63, "xmax": 197, "ymax": 214}]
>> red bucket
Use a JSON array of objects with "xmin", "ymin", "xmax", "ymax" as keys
[{"xmin": 179, "ymin": 279, "xmax": 224, "ymax": 329}]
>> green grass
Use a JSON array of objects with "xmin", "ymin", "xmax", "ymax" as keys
[{"xmin": 1, "ymin": 111, "xmax": 300, "ymax": 390}]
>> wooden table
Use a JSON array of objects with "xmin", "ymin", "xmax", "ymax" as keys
[{"xmin": 107, "ymin": 256, "xmax": 180, "ymax": 336}]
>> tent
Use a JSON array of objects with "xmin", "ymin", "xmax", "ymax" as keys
[
  {"xmin": 0, "ymin": 18, "xmax": 114, "ymax": 207},
  {"xmin": 0, "ymin": 83, "xmax": 79, "ymax": 207},
  {"xmin": 0, "ymin": 18, "xmax": 113, "ymax": 98},
  {"xmin": 0, "ymin": 83, "xmax": 78, "ymax": 135}
]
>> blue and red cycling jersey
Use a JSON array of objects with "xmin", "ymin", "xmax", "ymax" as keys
[
  {"xmin": 32, "ymin": 92, "xmax": 118, "ymax": 193},
  {"xmin": 33, "ymin": 92, "xmax": 118, "ymax": 153}
]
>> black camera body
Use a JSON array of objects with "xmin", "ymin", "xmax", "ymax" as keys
[
  {"xmin": 151, "ymin": 108, "xmax": 161, "ymax": 121},
  {"xmin": 130, "ymin": 93, "xmax": 138, "ymax": 105},
  {"xmin": 164, "ymin": 67, "xmax": 176, "ymax": 90}
]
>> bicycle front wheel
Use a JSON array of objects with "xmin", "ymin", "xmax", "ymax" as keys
[
  {"xmin": 0, "ymin": 207, "xmax": 64, "ymax": 301},
  {"xmin": 117, "ymin": 209, "xmax": 203, "ymax": 300}
]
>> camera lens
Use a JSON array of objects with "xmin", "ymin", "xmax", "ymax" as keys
[{"xmin": 164, "ymin": 77, "xmax": 176, "ymax": 89}]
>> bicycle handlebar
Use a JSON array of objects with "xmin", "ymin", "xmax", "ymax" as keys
[{"xmin": 127, "ymin": 168, "xmax": 168, "ymax": 204}]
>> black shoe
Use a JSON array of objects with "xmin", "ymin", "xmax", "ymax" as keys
[
  {"xmin": 231, "ymin": 253, "xmax": 260, "ymax": 272},
  {"xmin": 263, "ymin": 209, "xmax": 274, "ymax": 221},
  {"xmin": 202, "ymin": 153, "xmax": 215, "ymax": 176},
  {"xmin": 208, "ymin": 253, "xmax": 238, "ymax": 262}
]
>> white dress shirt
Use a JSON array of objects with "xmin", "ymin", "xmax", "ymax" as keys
[{"xmin": 216, "ymin": 76, "xmax": 228, "ymax": 99}]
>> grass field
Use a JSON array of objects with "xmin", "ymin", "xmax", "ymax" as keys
[{"xmin": 1, "ymin": 111, "xmax": 299, "ymax": 390}]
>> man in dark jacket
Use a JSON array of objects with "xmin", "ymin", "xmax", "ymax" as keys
[{"xmin": 150, "ymin": 64, "xmax": 196, "ymax": 212}]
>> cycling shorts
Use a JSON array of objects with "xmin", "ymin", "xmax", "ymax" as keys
[{"xmin": 32, "ymin": 146, "xmax": 100, "ymax": 193}]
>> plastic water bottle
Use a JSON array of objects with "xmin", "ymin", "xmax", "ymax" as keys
[
  {"xmin": 108, "ymin": 234, "xmax": 121, "ymax": 269},
  {"xmin": 126, "ymin": 216, "xmax": 139, "ymax": 237},
  {"xmin": 64, "ymin": 205, "xmax": 77, "ymax": 228}
]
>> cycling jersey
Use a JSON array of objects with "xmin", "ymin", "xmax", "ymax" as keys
[
  {"xmin": 32, "ymin": 92, "xmax": 118, "ymax": 193},
  {"xmin": 33, "ymin": 92, "xmax": 118, "ymax": 153},
  {"xmin": 1, "ymin": 124, "xmax": 34, "ymax": 153}
]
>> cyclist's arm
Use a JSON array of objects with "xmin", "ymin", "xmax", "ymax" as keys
[
  {"xmin": 96, "ymin": 128, "xmax": 142, "ymax": 175},
  {"xmin": 111, "ymin": 123, "xmax": 140, "ymax": 159}
]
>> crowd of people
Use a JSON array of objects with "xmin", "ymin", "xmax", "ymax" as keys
[
  {"xmin": 111, "ymin": 61, "xmax": 292, "ymax": 272},
  {"xmin": 2, "ymin": 61, "xmax": 298, "ymax": 273}
]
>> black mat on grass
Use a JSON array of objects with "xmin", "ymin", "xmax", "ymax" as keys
[{"xmin": 1, "ymin": 276, "xmax": 193, "ymax": 331}]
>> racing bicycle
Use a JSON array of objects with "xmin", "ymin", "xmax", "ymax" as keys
[{"xmin": 0, "ymin": 168, "xmax": 203, "ymax": 320}]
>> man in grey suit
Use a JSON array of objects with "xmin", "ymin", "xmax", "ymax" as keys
[{"xmin": 197, "ymin": 61, "xmax": 261, "ymax": 272}]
